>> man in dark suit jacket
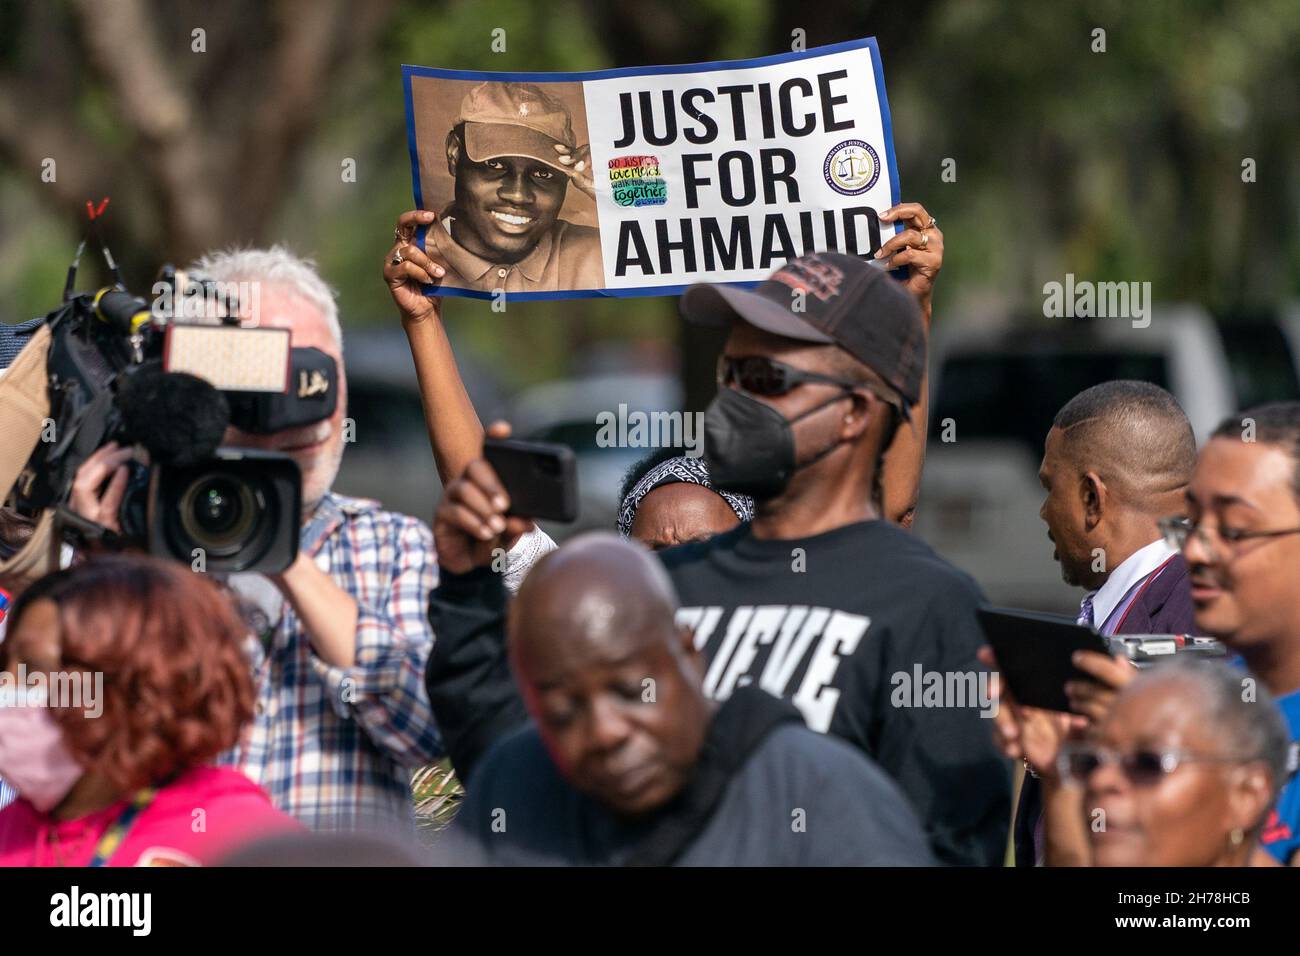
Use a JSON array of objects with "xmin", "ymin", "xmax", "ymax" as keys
[{"xmin": 1014, "ymin": 381, "xmax": 1199, "ymax": 865}]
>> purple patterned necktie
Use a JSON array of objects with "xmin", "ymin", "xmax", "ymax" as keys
[{"xmin": 1077, "ymin": 593, "xmax": 1095, "ymax": 629}]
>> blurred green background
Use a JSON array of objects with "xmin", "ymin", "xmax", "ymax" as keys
[
  {"xmin": 4, "ymin": 0, "xmax": 1298, "ymax": 611},
  {"xmin": 4, "ymin": 0, "xmax": 1296, "ymax": 833},
  {"xmin": 2, "ymin": 0, "xmax": 1296, "ymax": 394}
]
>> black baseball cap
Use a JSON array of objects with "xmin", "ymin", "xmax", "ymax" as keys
[{"xmin": 680, "ymin": 253, "xmax": 925, "ymax": 407}]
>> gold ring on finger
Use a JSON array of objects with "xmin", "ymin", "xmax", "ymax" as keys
[
  {"xmin": 919, "ymin": 231, "xmax": 930, "ymax": 250},
  {"xmin": 391, "ymin": 251, "xmax": 404, "ymax": 266}
]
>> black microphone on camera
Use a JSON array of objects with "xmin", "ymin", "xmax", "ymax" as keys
[
  {"xmin": 93, "ymin": 288, "xmax": 151, "ymax": 335},
  {"xmin": 116, "ymin": 360, "xmax": 230, "ymax": 467}
]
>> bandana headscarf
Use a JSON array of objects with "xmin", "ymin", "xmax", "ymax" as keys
[{"xmin": 616, "ymin": 455, "xmax": 754, "ymax": 538}]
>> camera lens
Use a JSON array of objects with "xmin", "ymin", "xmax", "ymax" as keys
[
  {"xmin": 154, "ymin": 452, "xmax": 299, "ymax": 573},
  {"xmin": 194, "ymin": 481, "xmax": 239, "ymax": 533},
  {"xmin": 179, "ymin": 472, "xmax": 263, "ymax": 557}
]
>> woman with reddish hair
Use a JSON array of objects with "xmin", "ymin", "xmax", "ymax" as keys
[{"xmin": 0, "ymin": 554, "xmax": 301, "ymax": 866}]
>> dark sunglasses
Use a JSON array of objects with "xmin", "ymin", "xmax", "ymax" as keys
[
  {"xmin": 717, "ymin": 355, "xmax": 904, "ymax": 413},
  {"xmin": 1057, "ymin": 744, "xmax": 1242, "ymax": 787}
]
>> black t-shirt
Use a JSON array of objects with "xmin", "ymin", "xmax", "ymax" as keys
[{"xmin": 659, "ymin": 520, "xmax": 1010, "ymax": 866}]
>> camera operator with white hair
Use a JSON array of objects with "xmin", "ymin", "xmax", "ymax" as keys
[{"xmin": 66, "ymin": 246, "xmax": 444, "ymax": 833}]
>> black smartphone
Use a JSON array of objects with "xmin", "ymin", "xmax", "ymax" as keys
[
  {"xmin": 977, "ymin": 607, "xmax": 1111, "ymax": 713},
  {"xmin": 482, "ymin": 437, "xmax": 579, "ymax": 523}
]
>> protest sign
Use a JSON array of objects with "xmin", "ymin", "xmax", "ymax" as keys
[{"xmin": 402, "ymin": 37, "xmax": 900, "ymax": 300}]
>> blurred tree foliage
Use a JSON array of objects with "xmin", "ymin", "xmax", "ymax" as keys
[{"xmin": 0, "ymin": 0, "xmax": 1296, "ymax": 399}]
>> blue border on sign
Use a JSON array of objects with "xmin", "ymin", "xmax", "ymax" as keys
[
  {"xmin": 400, "ymin": 37, "xmax": 901, "ymax": 301},
  {"xmin": 428, "ymin": 281, "xmax": 760, "ymax": 303}
]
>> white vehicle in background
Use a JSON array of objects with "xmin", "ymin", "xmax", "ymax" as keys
[
  {"xmin": 511, "ymin": 371, "xmax": 686, "ymax": 539},
  {"xmin": 336, "ymin": 328, "xmax": 685, "ymax": 539},
  {"xmin": 334, "ymin": 330, "xmax": 507, "ymax": 522},
  {"xmin": 912, "ymin": 305, "xmax": 1236, "ymax": 613},
  {"xmin": 1214, "ymin": 301, "xmax": 1300, "ymax": 409}
]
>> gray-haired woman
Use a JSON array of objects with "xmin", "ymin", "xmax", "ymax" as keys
[{"xmin": 1051, "ymin": 657, "xmax": 1292, "ymax": 866}]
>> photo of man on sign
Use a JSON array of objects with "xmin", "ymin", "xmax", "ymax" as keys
[{"xmin": 417, "ymin": 81, "xmax": 605, "ymax": 294}]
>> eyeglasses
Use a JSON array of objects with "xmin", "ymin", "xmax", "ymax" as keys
[
  {"xmin": 1158, "ymin": 515, "xmax": 1300, "ymax": 558},
  {"xmin": 717, "ymin": 355, "xmax": 904, "ymax": 415},
  {"xmin": 1056, "ymin": 743, "xmax": 1242, "ymax": 787}
]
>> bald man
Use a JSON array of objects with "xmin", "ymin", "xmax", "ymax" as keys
[
  {"xmin": 1015, "ymin": 379, "xmax": 1199, "ymax": 865},
  {"xmin": 429, "ymin": 527, "xmax": 932, "ymax": 866},
  {"xmin": 1038, "ymin": 380, "xmax": 1197, "ymax": 633}
]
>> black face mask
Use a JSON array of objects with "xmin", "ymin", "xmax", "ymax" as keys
[{"xmin": 703, "ymin": 385, "xmax": 850, "ymax": 500}]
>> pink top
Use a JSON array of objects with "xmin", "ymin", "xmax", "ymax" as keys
[{"xmin": 0, "ymin": 765, "xmax": 303, "ymax": 867}]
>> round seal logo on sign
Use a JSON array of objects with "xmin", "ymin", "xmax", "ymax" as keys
[{"xmin": 824, "ymin": 140, "xmax": 881, "ymax": 196}]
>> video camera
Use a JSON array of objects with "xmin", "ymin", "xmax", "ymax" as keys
[
  {"xmin": 3, "ymin": 236, "xmax": 339, "ymax": 573},
  {"xmin": 1105, "ymin": 634, "xmax": 1228, "ymax": 668}
]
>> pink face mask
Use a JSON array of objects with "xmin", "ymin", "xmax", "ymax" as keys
[{"xmin": 0, "ymin": 689, "xmax": 84, "ymax": 813}]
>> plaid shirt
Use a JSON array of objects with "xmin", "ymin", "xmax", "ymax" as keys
[{"xmin": 218, "ymin": 491, "xmax": 443, "ymax": 832}]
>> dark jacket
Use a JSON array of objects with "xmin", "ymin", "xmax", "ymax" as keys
[
  {"xmin": 1106, "ymin": 554, "xmax": 1197, "ymax": 636},
  {"xmin": 1013, "ymin": 553, "xmax": 1196, "ymax": 866},
  {"xmin": 429, "ymin": 567, "xmax": 934, "ymax": 866}
]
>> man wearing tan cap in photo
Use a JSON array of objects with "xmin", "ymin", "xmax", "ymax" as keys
[{"xmin": 422, "ymin": 82, "xmax": 604, "ymax": 294}]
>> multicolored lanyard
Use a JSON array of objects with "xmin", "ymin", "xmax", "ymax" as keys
[{"xmin": 88, "ymin": 786, "xmax": 157, "ymax": 867}]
